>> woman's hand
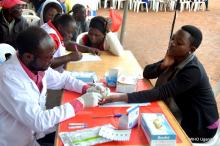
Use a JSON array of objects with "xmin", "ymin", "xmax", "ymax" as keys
[
  {"xmin": 160, "ymin": 53, "xmax": 175, "ymax": 70},
  {"xmin": 98, "ymin": 93, "xmax": 128, "ymax": 105},
  {"xmin": 89, "ymin": 47, "xmax": 101, "ymax": 55},
  {"xmin": 67, "ymin": 51, "xmax": 82, "ymax": 61}
]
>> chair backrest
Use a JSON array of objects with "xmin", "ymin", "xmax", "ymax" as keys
[
  {"xmin": 0, "ymin": 43, "xmax": 16, "ymax": 64},
  {"xmin": 213, "ymin": 81, "xmax": 220, "ymax": 98},
  {"xmin": 22, "ymin": 9, "xmax": 37, "ymax": 16},
  {"xmin": 180, "ymin": 0, "xmax": 190, "ymax": 2},
  {"xmin": 194, "ymin": 0, "xmax": 205, "ymax": 2},
  {"xmin": 23, "ymin": 15, "xmax": 40, "ymax": 25},
  {"xmin": 76, "ymin": 32, "xmax": 88, "ymax": 44}
]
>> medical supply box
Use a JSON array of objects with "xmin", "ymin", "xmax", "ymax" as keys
[
  {"xmin": 71, "ymin": 71, "xmax": 98, "ymax": 84},
  {"xmin": 141, "ymin": 113, "xmax": 176, "ymax": 146},
  {"xmin": 116, "ymin": 75, "xmax": 137, "ymax": 93}
]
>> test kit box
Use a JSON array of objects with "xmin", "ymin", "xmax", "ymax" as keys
[
  {"xmin": 71, "ymin": 71, "xmax": 98, "ymax": 84},
  {"xmin": 116, "ymin": 75, "xmax": 137, "ymax": 93},
  {"xmin": 141, "ymin": 113, "xmax": 176, "ymax": 146}
]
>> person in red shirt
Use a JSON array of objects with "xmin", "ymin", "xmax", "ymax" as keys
[{"xmin": 41, "ymin": 14, "xmax": 100, "ymax": 72}]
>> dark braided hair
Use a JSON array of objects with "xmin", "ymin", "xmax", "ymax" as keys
[
  {"xmin": 16, "ymin": 26, "xmax": 52, "ymax": 55},
  {"xmin": 181, "ymin": 25, "xmax": 203, "ymax": 49}
]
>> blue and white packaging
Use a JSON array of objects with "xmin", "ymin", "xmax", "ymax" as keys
[
  {"xmin": 71, "ymin": 71, "xmax": 98, "ymax": 84},
  {"xmin": 105, "ymin": 68, "xmax": 119, "ymax": 87},
  {"xmin": 118, "ymin": 105, "xmax": 139, "ymax": 129},
  {"xmin": 141, "ymin": 113, "xmax": 176, "ymax": 146}
]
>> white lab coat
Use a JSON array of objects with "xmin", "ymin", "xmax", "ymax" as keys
[{"xmin": 0, "ymin": 55, "xmax": 87, "ymax": 146}]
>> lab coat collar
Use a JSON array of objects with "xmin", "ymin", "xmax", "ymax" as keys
[{"xmin": 9, "ymin": 55, "xmax": 45, "ymax": 94}]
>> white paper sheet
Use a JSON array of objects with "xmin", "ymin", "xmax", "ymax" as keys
[
  {"xmin": 99, "ymin": 102, "xmax": 150, "ymax": 107},
  {"xmin": 71, "ymin": 53, "xmax": 101, "ymax": 63},
  {"xmin": 99, "ymin": 126, "xmax": 131, "ymax": 141},
  {"xmin": 59, "ymin": 124, "xmax": 113, "ymax": 146}
]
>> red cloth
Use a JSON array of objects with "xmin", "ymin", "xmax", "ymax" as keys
[
  {"xmin": 0, "ymin": 0, "xmax": 26, "ymax": 9},
  {"xmin": 18, "ymin": 55, "xmax": 45, "ymax": 92},
  {"xmin": 69, "ymin": 99, "xmax": 83, "ymax": 113},
  {"xmin": 109, "ymin": 8, "xmax": 122, "ymax": 32},
  {"xmin": 82, "ymin": 34, "xmax": 104, "ymax": 51},
  {"xmin": 47, "ymin": 20, "xmax": 63, "ymax": 49}
]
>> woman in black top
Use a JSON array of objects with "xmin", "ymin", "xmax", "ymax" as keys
[{"xmin": 99, "ymin": 25, "xmax": 219, "ymax": 143}]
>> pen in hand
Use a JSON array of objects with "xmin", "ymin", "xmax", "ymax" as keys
[
  {"xmin": 89, "ymin": 47, "xmax": 100, "ymax": 56},
  {"xmin": 73, "ymin": 44, "xmax": 82, "ymax": 60}
]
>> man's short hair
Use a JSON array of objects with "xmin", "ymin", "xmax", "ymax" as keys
[
  {"xmin": 71, "ymin": 4, "xmax": 85, "ymax": 14},
  {"xmin": 16, "ymin": 26, "xmax": 51, "ymax": 55},
  {"xmin": 181, "ymin": 25, "xmax": 203, "ymax": 48}
]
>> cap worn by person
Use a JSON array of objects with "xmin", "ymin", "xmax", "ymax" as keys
[{"xmin": 0, "ymin": 0, "xmax": 26, "ymax": 9}]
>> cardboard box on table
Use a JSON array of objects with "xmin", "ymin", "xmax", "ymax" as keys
[
  {"xmin": 141, "ymin": 113, "xmax": 176, "ymax": 146},
  {"xmin": 116, "ymin": 75, "xmax": 137, "ymax": 93}
]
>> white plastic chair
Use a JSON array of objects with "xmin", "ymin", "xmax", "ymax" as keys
[
  {"xmin": 158, "ymin": 0, "xmax": 170, "ymax": 12},
  {"xmin": 191, "ymin": 0, "xmax": 206, "ymax": 12},
  {"xmin": 192, "ymin": 81, "xmax": 220, "ymax": 146},
  {"xmin": 104, "ymin": 0, "xmax": 117, "ymax": 8},
  {"xmin": 23, "ymin": 15, "xmax": 40, "ymax": 25},
  {"xmin": 133, "ymin": 0, "xmax": 148, "ymax": 12},
  {"xmin": 153, "ymin": 0, "xmax": 169, "ymax": 12},
  {"xmin": 169, "ymin": 0, "xmax": 176, "ymax": 11},
  {"xmin": 22, "ymin": 9, "xmax": 37, "ymax": 16},
  {"xmin": 213, "ymin": 81, "xmax": 220, "ymax": 98},
  {"xmin": 25, "ymin": 2, "xmax": 35, "ymax": 10},
  {"xmin": 117, "ymin": 0, "xmax": 133, "ymax": 10},
  {"xmin": 98, "ymin": 0, "xmax": 101, "ymax": 8},
  {"xmin": 76, "ymin": 32, "xmax": 88, "ymax": 44},
  {"xmin": 179, "ymin": 0, "xmax": 191, "ymax": 12},
  {"xmin": 0, "ymin": 43, "xmax": 16, "ymax": 64}
]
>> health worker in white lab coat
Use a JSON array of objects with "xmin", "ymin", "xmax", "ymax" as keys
[{"xmin": 0, "ymin": 26, "xmax": 103, "ymax": 146}]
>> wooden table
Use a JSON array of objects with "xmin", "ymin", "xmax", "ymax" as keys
[{"xmin": 55, "ymin": 50, "xmax": 192, "ymax": 146}]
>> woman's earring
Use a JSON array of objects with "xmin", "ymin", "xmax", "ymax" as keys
[{"xmin": 189, "ymin": 51, "xmax": 192, "ymax": 54}]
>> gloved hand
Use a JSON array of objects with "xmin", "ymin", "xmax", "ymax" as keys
[
  {"xmin": 77, "ymin": 92, "xmax": 102, "ymax": 108},
  {"xmin": 86, "ymin": 84, "xmax": 110, "ymax": 97}
]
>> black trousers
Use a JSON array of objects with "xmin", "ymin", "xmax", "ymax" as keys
[
  {"xmin": 182, "ymin": 123, "xmax": 217, "ymax": 143},
  {"xmin": 37, "ymin": 132, "xmax": 56, "ymax": 146}
]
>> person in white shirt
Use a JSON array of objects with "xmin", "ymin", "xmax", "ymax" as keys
[
  {"xmin": 0, "ymin": 26, "xmax": 103, "ymax": 146},
  {"xmin": 77, "ymin": 16, "xmax": 124, "ymax": 56}
]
